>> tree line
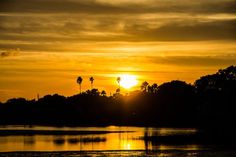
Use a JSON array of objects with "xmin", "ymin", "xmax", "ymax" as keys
[
  {"xmin": 76, "ymin": 75, "xmax": 158, "ymax": 96},
  {"xmin": 0, "ymin": 66, "xmax": 235, "ymax": 135}
]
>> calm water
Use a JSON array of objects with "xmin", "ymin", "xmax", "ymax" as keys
[{"xmin": 0, "ymin": 126, "xmax": 235, "ymax": 156}]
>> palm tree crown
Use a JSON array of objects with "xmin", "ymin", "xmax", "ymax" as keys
[
  {"xmin": 117, "ymin": 77, "xmax": 121, "ymax": 91},
  {"xmin": 117, "ymin": 77, "xmax": 121, "ymax": 84},
  {"xmin": 89, "ymin": 77, "xmax": 94, "ymax": 89},
  {"xmin": 77, "ymin": 76, "xmax": 83, "ymax": 94}
]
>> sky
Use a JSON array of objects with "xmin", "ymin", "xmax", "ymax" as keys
[{"xmin": 0, "ymin": 0, "xmax": 236, "ymax": 102}]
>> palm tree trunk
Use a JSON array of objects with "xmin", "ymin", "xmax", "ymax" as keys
[{"xmin": 80, "ymin": 84, "xmax": 81, "ymax": 94}]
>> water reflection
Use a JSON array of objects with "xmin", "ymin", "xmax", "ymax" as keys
[
  {"xmin": 53, "ymin": 138, "xmax": 66, "ymax": 145},
  {"xmin": 23, "ymin": 136, "xmax": 35, "ymax": 145},
  {"xmin": 53, "ymin": 136, "xmax": 106, "ymax": 145},
  {"xmin": 0, "ymin": 126, "xmax": 198, "ymax": 152}
]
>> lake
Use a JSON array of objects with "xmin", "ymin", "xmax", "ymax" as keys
[{"xmin": 0, "ymin": 126, "xmax": 235, "ymax": 156}]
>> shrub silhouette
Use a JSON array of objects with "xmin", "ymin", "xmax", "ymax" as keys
[{"xmin": 0, "ymin": 66, "xmax": 235, "ymax": 142}]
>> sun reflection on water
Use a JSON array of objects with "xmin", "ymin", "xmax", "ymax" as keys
[{"xmin": 0, "ymin": 126, "xmax": 199, "ymax": 152}]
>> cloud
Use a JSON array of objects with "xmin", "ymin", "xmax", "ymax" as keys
[
  {"xmin": 0, "ymin": 19, "xmax": 236, "ymax": 48},
  {"xmin": 0, "ymin": 0, "xmax": 236, "ymax": 14},
  {"xmin": 0, "ymin": 48, "xmax": 20, "ymax": 58},
  {"xmin": 1, "ymin": 0, "xmax": 236, "ymax": 101},
  {"xmin": 146, "ymin": 55, "xmax": 236, "ymax": 67},
  {"xmin": 0, "ymin": 0, "xmax": 236, "ymax": 53},
  {"xmin": 124, "ymin": 20, "xmax": 236, "ymax": 41}
]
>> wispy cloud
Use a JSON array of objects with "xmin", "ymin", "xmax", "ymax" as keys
[
  {"xmin": 0, "ymin": 0, "xmax": 236, "ymax": 101},
  {"xmin": 0, "ymin": 48, "xmax": 20, "ymax": 58},
  {"xmin": 0, "ymin": 0, "xmax": 236, "ymax": 52},
  {"xmin": 124, "ymin": 20, "xmax": 236, "ymax": 41},
  {"xmin": 1, "ymin": 0, "xmax": 236, "ymax": 14}
]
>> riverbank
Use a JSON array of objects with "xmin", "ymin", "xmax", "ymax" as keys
[{"xmin": 1, "ymin": 150, "xmax": 236, "ymax": 157}]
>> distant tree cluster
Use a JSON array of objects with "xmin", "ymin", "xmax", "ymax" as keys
[{"xmin": 0, "ymin": 66, "xmax": 235, "ymax": 133}]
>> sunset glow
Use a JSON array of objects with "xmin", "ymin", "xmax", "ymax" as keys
[
  {"xmin": 0, "ymin": 0, "xmax": 236, "ymax": 102},
  {"xmin": 0, "ymin": 1, "xmax": 236, "ymax": 156},
  {"xmin": 119, "ymin": 74, "xmax": 138, "ymax": 89}
]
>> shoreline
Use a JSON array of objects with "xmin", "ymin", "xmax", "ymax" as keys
[{"xmin": 1, "ymin": 149, "xmax": 236, "ymax": 157}]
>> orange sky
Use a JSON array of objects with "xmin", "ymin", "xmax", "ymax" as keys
[{"xmin": 0, "ymin": 0, "xmax": 236, "ymax": 102}]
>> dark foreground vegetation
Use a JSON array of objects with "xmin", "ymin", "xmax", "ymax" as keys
[{"xmin": 0, "ymin": 66, "xmax": 236, "ymax": 144}]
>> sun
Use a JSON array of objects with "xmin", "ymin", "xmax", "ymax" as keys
[{"xmin": 119, "ymin": 74, "xmax": 138, "ymax": 89}]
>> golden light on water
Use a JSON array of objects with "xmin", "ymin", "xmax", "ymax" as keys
[
  {"xmin": 123, "ymin": 143, "xmax": 131, "ymax": 150},
  {"xmin": 119, "ymin": 74, "xmax": 138, "ymax": 89},
  {"xmin": 0, "ymin": 126, "xmax": 199, "ymax": 152}
]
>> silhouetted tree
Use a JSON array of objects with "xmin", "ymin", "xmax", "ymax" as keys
[
  {"xmin": 117, "ymin": 77, "xmax": 121, "ymax": 91},
  {"xmin": 147, "ymin": 83, "xmax": 158, "ymax": 93},
  {"xmin": 116, "ymin": 88, "xmax": 120, "ymax": 94},
  {"xmin": 152, "ymin": 83, "xmax": 158, "ymax": 93},
  {"xmin": 77, "ymin": 76, "xmax": 83, "ymax": 94},
  {"xmin": 155, "ymin": 80, "xmax": 197, "ymax": 125},
  {"xmin": 194, "ymin": 65, "xmax": 236, "ymax": 131},
  {"xmin": 101, "ymin": 90, "xmax": 106, "ymax": 96},
  {"xmin": 0, "ymin": 65, "xmax": 236, "ymax": 143},
  {"xmin": 141, "ymin": 81, "xmax": 149, "ymax": 92},
  {"xmin": 86, "ymin": 89, "xmax": 100, "ymax": 96},
  {"xmin": 147, "ymin": 85, "xmax": 153, "ymax": 93},
  {"xmin": 195, "ymin": 65, "xmax": 236, "ymax": 92},
  {"xmin": 89, "ymin": 77, "xmax": 94, "ymax": 89}
]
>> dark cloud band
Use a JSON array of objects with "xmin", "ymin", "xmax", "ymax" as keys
[{"xmin": 1, "ymin": 0, "xmax": 236, "ymax": 14}]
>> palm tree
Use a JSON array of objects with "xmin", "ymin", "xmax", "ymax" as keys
[
  {"xmin": 89, "ymin": 77, "xmax": 94, "ymax": 89},
  {"xmin": 117, "ymin": 77, "xmax": 121, "ymax": 91},
  {"xmin": 77, "ymin": 76, "xmax": 83, "ymax": 94},
  {"xmin": 141, "ymin": 81, "xmax": 149, "ymax": 92}
]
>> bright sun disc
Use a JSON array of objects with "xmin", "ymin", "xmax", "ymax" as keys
[{"xmin": 119, "ymin": 74, "xmax": 138, "ymax": 89}]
